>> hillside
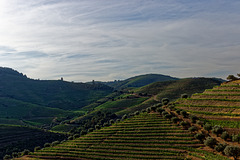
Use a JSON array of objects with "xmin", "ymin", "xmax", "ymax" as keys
[
  {"xmin": 176, "ymin": 80, "xmax": 240, "ymax": 132},
  {"xmin": 0, "ymin": 67, "xmax": 113, "ymax": 126},
  {"xmin": 134, "ymin": 78, "xmax": 223, "ymax": 101},
  {"xmin": 51, "ymin": 77, "xmax": 223, "ymax": 133},
  {"xmin": 18, "ymin": 112, "xmax": 230, "ymax": 160},
  {"xmin": 103, "ymin": 74, "xmax": 178, "ymax": 90},
  {"xmin": 0, "ymin": 125, "xmax": 66, "ymax": 159}
]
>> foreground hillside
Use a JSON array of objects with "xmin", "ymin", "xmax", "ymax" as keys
[
  {"xmin": 18, "ymin": 112, "xmax": 229, "ymax": 160},
  {"xmin": 0, "ymin": 125, "xmax": 66, "ymax": 159}
]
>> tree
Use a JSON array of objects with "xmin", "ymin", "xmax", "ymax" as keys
[
  {"xmin": 221, "ymin": 131, "xmax": 229, "ymax": 141},
  {"xmin": 188, "ymin": 126, "xmax": 198, "ymax": 133},
  {"xmin": 203, "ymin": 123, "xmax": 212, "ymax": 133},
  {"xmin": 161, "ymin": 98, "xmax": 169, "ymax": 105},
  {"xmin": 227, "ymin": 75, "xmax": 239, "ymax": 81},
  {"xmin": 163, "ymin": 114, "xmax": 172, "ymax": 120},
  {"xmin": 194, "ymin": 133, "xmax": 205, "ymax": 143},
  {"xmin": 44, "ymin": 143, "xmax": 51, "ymax": 147},
  {"xmin": 21, "ymin": 149, "xmax": 30, "ymax": 156},
  {"xmin": 190, "ymin": 115, "xmax": 198, "ymax": 123},
  {"xmin": 224, "ymin": 145, "xmax": 240, "ymax": 160},
  {"xmin": 212, "ymin": 125, "xmax": 223, "ymax": 136},
  {"xmin": 134, "ymin": 111, "xmax": 140, "ymax": 115},
  {"xmin": 34, "ymin": 146, "xmax": 41, "ymax": 152},
  {"xmin": 215, "ymin": 143, "xmax": 227, "ymax": 153},
  {"xmin": 180, "ymin": 110, "xmax": 188, "ymax": 118},
  {"xmin": 156, "ymin": 108, "xmax": 165, "ymax": 114},
  {"xmin": 204, "ymin": 137, "xmax": 217, "ymax": 148},
  {"xmin": 181, "ymin": 93, "xmax": 188, "ymax": 99},
  {"xmin": 3, "ymin": 155, "xmax": 11, "ymax": 160},
  {"xmin": 171, "ymin": 117, "xmax": 180, "ymax": 123},
  {"xmin": 161, "ymin": 111, "xmax": 169, "ymax": 116}
]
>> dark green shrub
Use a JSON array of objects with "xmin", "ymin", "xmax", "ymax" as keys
[
  {"xmin": 171, "ymin": 117, "xmax": 180, "ymax": 123},
  {"xmin": 80, "ymin": 130, "xmax": 87, "ymax": 136},
  {"xmin": 122, "ymin": 114, "xmax": 128, "ymax": 120},
  {"xmin": 188, "ymin": 126, "xmax": 198, "ymax": 133},
  {"xmin": 168, "ymin": 105, "xmax": 175, "ymax": 111},
  {"xmin": 134, "ymin": 111, "xmax": 140, "ymax": 115},
  {"xmin": 180, "ymin": 121, "xmax": 189, "ymax": 129},
  {"xmin": 68, "ymin": 136, "xmax": 73, "ymax": 140},
  {"xmin": 215, "ymin": 143, "xmax": 227, "ymax": 153},
  {"xmin": 190, "ymin": 115, "xmax": 198, "ymax": 123},
  {"xmin": 176, "ymin": 109, "xmax": 182, "ymax": 115},
  {"xmin": 212, "ymin": 125, "xmax": 223, "ymax": 136},
  {"xmin": 196, "ymin": 120, "xmax": 204, "ymax": 126},
  {"xmin": 115, "ymin": 119, "xmax": 121, "ymax": 123},
  {"xmin": 109, "ymin": 119, "xmax": 115, "ymax": 124},
  {"xmin": 34, "ymin": 146, "xmax": 41, "ymax": 152},
  {"xmin": 12, "ymin": 152, "xmax": 18, "ymax": 158},
  {"xmin": 3, "ymin": 155, "xmax": 11, "ymax": 160},
  {"xmin": 154, "ymin": 103, "xmax": 162, "ymax": 108},
  {"xmin": 204, "ymin": 137, "xmax": 217, "ymax": 148},
  {"xmin": 21, "ymin": 149, "xmax": 30, "ymax": 156},
  {"xmin": 162, "ymin": 98, "xmax": 169, "ymax": 105},
  {"xmin": 194, "ymin": 133, "xmax": 205, "ymax": 142},
  {"xmin": 51, "ymin": 141, "xmax": 60, "ymax": 146},
  {"xmin": 181, "ymin": 93, "xmax": 188, "ymax": 99},
  {"xmin": 150, "ymin": 106, "xmax": 157, "ymax": 112},
  {"xmin": 232, "ymin": 134, "xmax": 240, "ymax": 143},
  {"xmin": 163, "ymin": 114, "xmax": 172, "ymax": 120},
  {"xmin": 88, "ymin": 128, "xmax": 94, "ymax": 132},
  {"xmin": 224, "ymin": 145, "xmax": 240, "ymax": 160},
  {"xmin": 227, "ymin": 75, "xmax": 239, "ymax": 81},
  {"xmin": 95, "ymin": 124, "xmax": 101, "ymax": 130},
  {"xmin": 180, "ymin": 110, "xmax": 188, "ymax": 118},
  {"xmin": 203, "ymin": 123, "xmax": 212, "ymax": 132},
  {"xmin": 146, "ymin": 107, "xmax": 151, "ymax": 113},
  {"xmin": 156, "ymin": 108, "xmax": 165, "ymax": 114},
  {"xmin": 221, "ymin": 131, "xmax": 229, "ymax": 141},
  {"xmin": 162, "ymin": 111, "xmax": 169, "ymax": 116},
  {"xmin": 73, "ymin": 134, "xmax": 80, "ymax": 139},
  {"xmin": 44, "ymin": 143, "xmax": 51, "ymax": 147},
  {"xmin": 141, "ymin": 109, "xmax": 146, "ymax": 113}
]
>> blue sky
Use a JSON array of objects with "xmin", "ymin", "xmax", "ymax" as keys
[{"xmin": 0, "ymin": 0, "xmax": 240, "ymax": 82}]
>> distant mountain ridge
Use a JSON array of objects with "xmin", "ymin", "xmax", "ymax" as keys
[{"xmin": 102, "ymin": 74, "xmax": 179, "ymax": 90}]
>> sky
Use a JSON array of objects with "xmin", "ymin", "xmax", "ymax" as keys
[{"xmin": 0, "ymin": 0, "xmax": 240, "ymax": 82}]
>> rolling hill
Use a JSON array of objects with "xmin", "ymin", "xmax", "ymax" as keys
[
  {"xmin": 102, "ymin": 74, "xmax": 179, "ymax": 90},
  {"xmin": 0, "ymin": 67, "xmax": 113, "ymax": 126}
]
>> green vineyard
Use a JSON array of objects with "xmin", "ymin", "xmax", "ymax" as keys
[
  {"xmin": 176, "ymin": 81, "xmax": 240, "ymax": 130},
  {"xmin": 18, "ymin": 113, "xmax": 229, "ymax": 160}
]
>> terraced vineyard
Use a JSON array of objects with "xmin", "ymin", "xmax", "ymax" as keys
[
  {"xmin": 20, "ymin": 113, "xmax": 229, "ymax": 160},
  {"xmin": 176, "ymin": 80, "xmax": 240, "ymax": 130}
]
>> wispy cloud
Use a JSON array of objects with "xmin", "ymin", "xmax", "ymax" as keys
[{"xmin": 0, "ymin": 0, "xmax": 240, "ymax": 81}]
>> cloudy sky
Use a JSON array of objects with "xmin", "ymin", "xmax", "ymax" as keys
[{"xmin": 0, "ymin": 0, "xmax": 240, "ymax": 82}]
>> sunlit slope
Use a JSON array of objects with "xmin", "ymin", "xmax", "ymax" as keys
[
  {"xmin": 135, "ymin": 78, "xmax": 222, "ymax": 101},
  {"xmin": 22, "ymin": 113, "xmax": 228, "ymax": 160},
  {"xmin": 104, "ymin": 74, "xmax": 178, "ymax": 90},
  {"xmin": 176, "ymin": 80, "xmax": 240, "ymax": 129}
]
